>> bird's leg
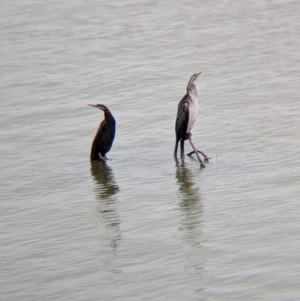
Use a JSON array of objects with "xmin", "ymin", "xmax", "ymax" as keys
[
  {"xmin": 180, "ymin": 139, "xmax": 185, "ymax": 159},
  {"xmin": 99, "ymin": 153, "xmax": 110, "ymax": 161},
  {"xmin": 97, "ymin": 153, "xmax": 104, "ymax": 161},
  {"xmin": 187, "ymin": 150, "xmax": 211, "ymax": 162},
  {"xmin": 187, "ymin": 133, "xmax": 205, "ymax": 168},
  {"xmin": 174, "ymin": 139, "xmax": 179, "ymax": 158}
]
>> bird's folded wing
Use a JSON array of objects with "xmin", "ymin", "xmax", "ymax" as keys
[{"xmin": 175, "ymin": 101, "xmax": 189, "ymax": 136}]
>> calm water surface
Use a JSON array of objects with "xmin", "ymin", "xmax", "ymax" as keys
[{"xmin": 1, "ymin": 1, "xmax": 300, "ymax": 300}]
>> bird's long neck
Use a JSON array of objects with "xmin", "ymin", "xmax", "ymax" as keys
[
  {"xmin": 104, "ymin": 110, "xmax": 116, "ymax": 124},
  {"xmin": 187, "ymin": 82, "xmax": 199, "ymax": 99}
]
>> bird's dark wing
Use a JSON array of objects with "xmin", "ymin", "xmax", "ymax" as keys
[
  {"xmin": 90, "ymin": 120, "xmax": 107, "ymax": 160},
  {"xmin": 100, "ymin": 122, "xmax": 115, "ymax": 154},
  {"xmin": 175, "ymin": 95, "xmax": 189, "ymax": 139}
]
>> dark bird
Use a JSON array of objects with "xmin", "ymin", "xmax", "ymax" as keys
[
  {"xmin": 174, "ymin": 72, "xmax": 210, "ymax": 168},
  {"xmin": 89, "ymin": 104, "xmax": 116, "ymax": 161}
]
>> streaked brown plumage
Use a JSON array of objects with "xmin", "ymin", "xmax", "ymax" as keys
[{"xmin": 174, "ymin": 72, "xmax": 210, "ymax": 168}]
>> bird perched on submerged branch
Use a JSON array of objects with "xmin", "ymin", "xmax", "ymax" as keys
[
  {"xmin": 89, "ymin": 104, "xmax": 116, "ymax": 161},
  {"xmin": 174, "ymin": 72, "xmax": 210, "ymax": 168}
]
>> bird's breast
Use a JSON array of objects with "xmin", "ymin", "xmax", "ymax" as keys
[{"xmin": 187, "ymin": 98, "xmax": 199, "ymax": 133}]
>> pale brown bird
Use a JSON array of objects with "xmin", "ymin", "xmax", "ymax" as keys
[{"xmin": 174, "ymin": 72, "xmax": 210, "ymax": 168}]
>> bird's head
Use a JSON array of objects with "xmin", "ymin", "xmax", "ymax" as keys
[
  {"xmin": 88, "ymin": 104, "xmax": 108, "ymax": 111},
  {"xmin": 187, "ymin": 71, "xmax": 202, "ymax": 97},
  {"xmin": 189, "ymin": 72, "xmax": 202, "ymax": 84}
]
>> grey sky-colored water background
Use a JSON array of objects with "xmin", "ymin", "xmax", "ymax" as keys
[{"xmin": 1, "ymin": 1, "xmax": 300, "ymax": 300}]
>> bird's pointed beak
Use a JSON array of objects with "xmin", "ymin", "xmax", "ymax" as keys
[
  {"xmin": 196, "ymin": 71, "xmax": 202, "ymax": 78},
  {"xmin": 188, "ymin": 71, "xmax": 202, "ymax": 87},
  {"xmin": 88, "ymin": 104, "xmax": 97, "ymax": 108}
]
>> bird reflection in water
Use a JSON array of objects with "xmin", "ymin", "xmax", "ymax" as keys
[
  {"xmin": 175, "ymin": 158, "xmax": 204, "ymax": 247},
  {"xmin": 90, "ymin": 161, "xmax": 121, "ymax": 250},
  {"xmin": 175, "ymin": 159, "xmax": 205, "ymax": 278}
]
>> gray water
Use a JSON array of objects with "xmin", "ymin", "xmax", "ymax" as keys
[{"xmin": 1, "ymin": 1, "xmax": 300, "ymax": 300}]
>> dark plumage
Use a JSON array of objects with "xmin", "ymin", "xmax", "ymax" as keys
[
  {"xmin": 174, "ymin": 93, "xmax": 190, "ymax": 157},
  {"xmin": 89, "ymin": 104, "xmax": 116, "ymax": 161},
  {"xmin": 174, "ymin": 72, "xmax": 210, "ymax": 168}
]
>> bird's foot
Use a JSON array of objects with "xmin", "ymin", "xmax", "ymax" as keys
[
  {"xmin": 187, "ymin": 150, "xmax": 211, "ymax": 162},
  {"xmin": 200, "ymin": 162, "xmax": 206, "ymax": 168},
  {"xmin": 204, "ymin": 156, "xmax": 211, "ymax": 163},
  {"xmin": 103, "ymin": 156, "xmax": 112, "ymax": 161},
  {"xmin": 99, "ymin": 154, "xmax": 112, "ymax": 161}
]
